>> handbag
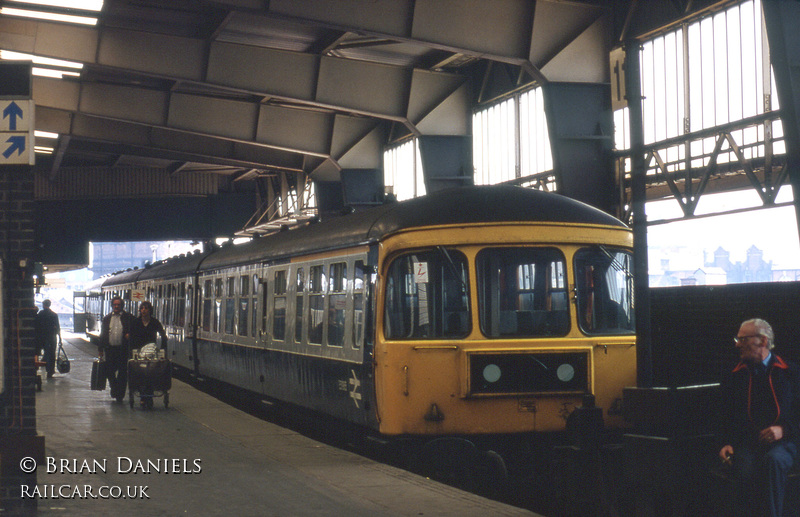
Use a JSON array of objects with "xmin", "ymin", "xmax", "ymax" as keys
[{"xmin": 56, "ymin": 343, "xmax": 70, "ymax": 374}]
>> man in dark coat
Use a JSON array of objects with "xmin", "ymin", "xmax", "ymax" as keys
[
  {"xmin": 98, "ymin": 296, "xmax": 135, "ymax": 402},
  {"xmin": 35, "ymin": 299, "xmax": 61, "ymax": 378},
  {"xmin": 718, "ymin": 318, "xmax": 800, "ymax": 517}
]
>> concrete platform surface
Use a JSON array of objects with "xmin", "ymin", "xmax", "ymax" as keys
[{"xmin": 28, "ymin": 334, "xmax": 539, "ymax": 516}]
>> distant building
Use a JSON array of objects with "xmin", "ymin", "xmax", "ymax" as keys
[
  {"xmin": 89, "ymin": 241, "xmax": 200, "ymax": 278},
  {"xmin": 649, "ymin": 244, "xmax": 800, "ymax": 287}
]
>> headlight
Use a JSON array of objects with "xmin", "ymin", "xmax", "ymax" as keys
[
  {"xmin": 557, "ymin": 363, "xmax": 575, "ymax": 382},
  {"xmin": 483, "ymin": 364, "xmax": 502, "ymax": 383}
]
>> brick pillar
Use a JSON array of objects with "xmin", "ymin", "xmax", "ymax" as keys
[{"xmin": 0, "ymin": 165, "xmax": 42, "ymax": 513}]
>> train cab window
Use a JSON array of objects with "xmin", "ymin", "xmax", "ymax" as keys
[
  {"xmin": 308, "ymin": 265, "xmax": 326, "ymax": 345},
  {"xmin": 384, "ymin": 249, "xmax": 470, "ymax": 340},
  {"xmin": 202, "ymin": 279, "xmax": 212, "ymax": 332},
  {"xmin": 273, "ymin": 269, "xmax": 287, "ymax": 341},
  {"xmin": 574, "ymin": 247, "xmax": 635, "ymax": 335},
  {"xmin": 238, "ymin": 275, "xmax": 249, "ymax": 337},
  {"xmin": 328, "ymin": 262, "xmax": 347, "ymax": 347},
  {"xmin": 477, "ymin": 247, "xmax": 569, "ymax": 338},
  {"xmin": 224, "ymin": 277, "xmax": 236, "ymax": 334},
  {"xmin": 295, "ymin": 268, "xmax": 305, "ymax": 343},
  {"xmin": 352, "ymin": 261, "xmax": 366, "ymax": 348}
]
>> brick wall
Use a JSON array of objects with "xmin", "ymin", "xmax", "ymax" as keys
[{"xmin": 0, "ymin": 166, "xmax": 38, "ymax": 512}]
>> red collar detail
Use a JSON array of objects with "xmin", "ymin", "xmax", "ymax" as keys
[{"xmin": 732, "ymin": 355, "xmax": 789, "ymax": 373}]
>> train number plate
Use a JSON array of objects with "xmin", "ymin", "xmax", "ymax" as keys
[{"xmin": 518, "ymin": 399, "xmax": 537, "ymax": 413}]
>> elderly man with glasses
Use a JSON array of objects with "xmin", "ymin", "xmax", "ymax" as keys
[
  {"xmin": 98, "ymin": 296, "xmax": 135, "ymax": 403},
  {"xmin": 718, "ymin": 318, "xmax": 800, "ymax": 517}
]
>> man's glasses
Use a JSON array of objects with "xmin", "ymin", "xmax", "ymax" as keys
[{"xmin": 734, "ymin": 334, "xmax": 761, "ymax": 344}]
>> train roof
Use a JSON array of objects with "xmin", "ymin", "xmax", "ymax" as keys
[
  {"xmin": 99, "ymin": 186, "xmax": 628, "ymax": 285},
  {"xmin": 100, "ymin": 266, "xmax": 144, "ymax": 288},
  {"xmin": 137, "ymin": 250, "xmax": 210, "ymax": 281},
  {"xmin": 198, "ymin": 185, "xmax": 627, "ymax": 271}
]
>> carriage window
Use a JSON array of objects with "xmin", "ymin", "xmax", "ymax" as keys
[
  {"xmin": 213, "ymin": 278, "xmax": 223, "ymax": 333},
  {"xmin": 165, "ymin": 284, "xmax": 174, "ymax": 326},
  {"xmin": 185, "ymin": 284, "xmax": 192, "ymax": 329},
  {"xmin": 225, "ymin": 277, "xmax": 236, "ymax": 334},
  {"xmin": 477, "ymin": 247, "xmax": 569, "ymax": 338},
  {"xmin": 273, "ymin": 269, "xmax": 287, "ymax": 341},
  {"xmin": 328, "ymin": 262, "xmax": 347, "ymax": 347},
  {"xmin": 202, "ymin": 279, "xmax": 212, "ymax": 332},
  {"xmin": 238, "ymin": 275, "xmax": 249, "ymax": 336},
  {"xmin": 295, "ymin": 268, "xmax": 305, "ymax": 343},
  {"xmin": 252, "ymin": 275, "xmax": 259, "ymax": 337},
  {"xmin": 177, "ymin": 282, "xmax": 186, "ymax": 327},
  {"xmin": 308, "ymin": 265, "xmax": 325, "ymax": 345},
  {"xmin": 574, "ymin": 247, "xmax": 635, "ymax": 335},
  {"xmin": 353, "ymin": 261, "xmax": 367, "ymax": 348},
  {"xmin": 384, "ymin": 249, "xmax": 470, "ymax": 340}
]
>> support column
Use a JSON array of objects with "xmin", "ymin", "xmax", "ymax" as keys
[
  {"xmin": 625, "ymin": 42, "xmax": 653, "ymax": 388},
  {"xmin": 0, "ymin": 164, "xmax": 42, "ymax": 513},
  {"xmin": 543, "ymin": 82, "xmax": 615, "ymax": 215},
  {"xmin": 762, "ymin": 0, "xmax": 800, "ymax": 244},
  {"xmin": 0, "ymin": 61, "xmax": 43, "ymax": 512}
]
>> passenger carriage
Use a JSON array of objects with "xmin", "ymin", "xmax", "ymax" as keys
[{"xmin": 97, "ymin": 185, "xmax": 636, "ymax": 437}]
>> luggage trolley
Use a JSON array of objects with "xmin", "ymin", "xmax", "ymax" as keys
[{"xmin": 127, "ymin": 343, "xmax": 171, "ymax": 409}]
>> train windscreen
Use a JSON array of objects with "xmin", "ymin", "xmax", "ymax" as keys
[
  {"xmin": 574, "ymin": 247, "xmax": 635, "ymax": 335},
  {"xmin": 477, "ymin": 247, "xmax": 569, "ymax": 338},
  {"xmin": 384, "ymin": 248, "xmax": 470, "ymax": 339}
]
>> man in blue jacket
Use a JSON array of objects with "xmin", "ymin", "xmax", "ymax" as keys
[{"xmin": 718, "ymin": 318, "xmax": 800, "ymax": 517}]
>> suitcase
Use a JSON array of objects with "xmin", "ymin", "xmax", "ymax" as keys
[
  {"xmin": 91, "ymin": 359, "xmax": 106, "ymax": 390},
  {"xmin": 128, "ymin": 358, "xmax": 172, "ymax": 393}
]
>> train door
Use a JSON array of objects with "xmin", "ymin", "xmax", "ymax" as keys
[
  {"xmin": 73, "ymin": 291, "xmax": 87, "ymax": 333},
  {"xmin": 186, "ymin": 277, "xmax": 200, "ymax": 373}
]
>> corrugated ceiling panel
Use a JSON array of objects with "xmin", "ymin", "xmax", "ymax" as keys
[{"xmin": 34, "ymin": 168, "xmax": 219, "ymax": 200}]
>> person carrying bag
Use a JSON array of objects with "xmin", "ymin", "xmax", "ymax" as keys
[{"xmin": 56, "ymin": 342, "xmax": 70, "ymax": 374}]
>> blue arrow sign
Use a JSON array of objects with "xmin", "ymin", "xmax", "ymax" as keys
[
  {"xmin": 3, "ymin": 135, "xmax": 25, "ymax": 158},
  {"xmin": 2, "ymin": 102, "xmax": 23, "ymax": 131}
]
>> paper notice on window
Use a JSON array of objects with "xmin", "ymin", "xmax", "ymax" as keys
[{"xmin": 414, "ymin": 262, "xmax": 428, "ymax": 283}]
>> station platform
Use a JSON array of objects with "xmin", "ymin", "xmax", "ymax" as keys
[{"xmin": 31, "ymin": 333, "xmax": 539, "ymax": 516}]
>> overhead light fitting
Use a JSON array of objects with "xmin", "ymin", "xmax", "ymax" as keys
[
  {"xmin": 32, "ymin": 67, "xmax": 81, "ymax": 78},
  {"xmin": 0, "ymin": 0, "xmax": 103, "ymax": 25},
  {"xmin": 0, "ymin": 49, "xmax": 83, "ymax": 79},
  {"xmin": 35, "ymin": 130, "xmax": 59, "ymax": 139},
  {"xmin": 6, "ymin": 0, "xmax": 103, "ymax": 11}
]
